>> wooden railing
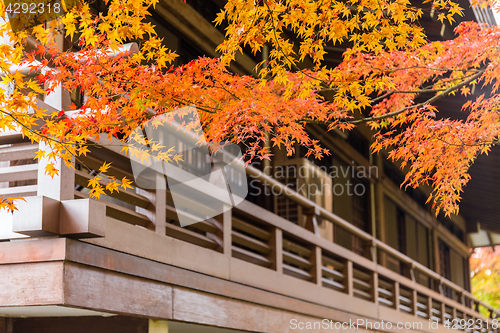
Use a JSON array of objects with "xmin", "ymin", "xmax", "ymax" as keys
[{"xmin": 1, "ymin": 133, "xmax": 499, "ymax": 330}]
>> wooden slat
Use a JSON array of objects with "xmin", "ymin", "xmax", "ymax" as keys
[
  {"xmin": 322, "ymin": 255, "xmax": 345, "ymax": 271},
  {"xmin": 282, "ymin": 239, "xmax": 312, "ymax": 258},
  {"xmin": 400, "ymin": 304, "xmax": 413, "ymax": 313},
  {"xmin": 417, "ymin": 302, "xmax": 429, "ymax": 311},
  {"xmin": 166, "ymin": 204, "xmax": 219, "ymax": 234},
  {"xmin": 379, "ymin": 297, "xmax": 394, "ymax": 307},
  {"xmin": 74, "ymin": 190, "xmax": 151, "ymax": 228},
  {"xmin": 75, "ymin": 170, "xmax": 150, "ymax": 208},
  {"xmin": 417, "ymin": 311, "xmax": 429, "ymax": 318},
  {"xmin": 232, "ymin": 246, "xmax": 272, "ymax": 268},
  {"xmin": 0, "ymin": 185, "xmax": 37, "ymax": 197},
  {"xmin": 77, "ymin": 154, "xmax": 136, "ymax": 186},
  {"xmin": 378, "ymin": 287, "xmax": 393, "ymax": 298},
  {"xmin": 0, "ymin": 163, "xmax": 38, "ymax": 182},
  {"xmin": 232, "ymin": 217, "xmax": 271, "ymax": 241},
  {"xmin": 0, "ymin": 131, "xmax": 26, "ymax": 145},
  {"xmin": 399, "ymin": 295, "xmax": 412, "ymax": 305},
  {"xmin": 232, "ymin": 230, "xmax": 271, "ymax": 254},
  {"xmin": 165, "ymin": 222, "xmax": 218, "ymax": 250},
  {"xmin": 353, "ymin": 277, "xmax": 372, "ymax": 291},
  {"xmin": 0, "ymin": 144, "xmax": 38, "ymax": 161},
  {"xmin": 322, "ymin": 277, "xmax": 346, "ymax": 290},
  {"xmin": 283, "ymin": 263, "xmax": 313, "ymax": 281},
  {"xmin": 283, "ymin": 250, "xmax": 312, "ymax": 269},
  {"xmin": 354, "ymin": 289, "xmax": 372, "ymax": 300},
  {"xmin": 353, "ymin": 268, "xmax": 371, "ymax": 281},
  {"xmin": 321, "ymin": 266, "xmax": 345, "ymax": 280}
]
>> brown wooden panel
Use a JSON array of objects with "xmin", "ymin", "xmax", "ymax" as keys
[
  {"xmin": 0, "ymin": 238, "xmax": 66, "ymax": 264},
  {"xmin": 63, "ymin": 262, "xmax": 173, "ymax": 319},
  {"xmin": 12, "ymin": 316, "xmax": 148, "ymax": 333},
  {"xmin": 0, "ymin": 261, "xmax": 64, "ymax": 306},
  {"xmin": 172, "ymin": 287, "xmax": 284, "ymax": 332}
]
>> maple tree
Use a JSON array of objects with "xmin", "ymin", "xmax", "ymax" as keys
[
  {"xmin": 471, "ymin": 246, "xmax": 500, "ymax": 314},
  {"xmin": 0, "ymin": 0, "xmax": 499, "ymax": 215}
]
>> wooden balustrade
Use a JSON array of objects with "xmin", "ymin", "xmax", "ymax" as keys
[
  {"xmin": 2, "ymin": 137, "xmax": 500, "ymax": 330},
  {"xmin": 0, "ymin": 142, "xmax": 38, "ymax": 198}
]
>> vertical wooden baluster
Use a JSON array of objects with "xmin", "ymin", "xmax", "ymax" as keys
[
  {"xmin": 37, "ymin": 141, "xmax": 75, "ymax": 201},
  {"xmin": 440, "ymin": 302, "xmax": 446, "ymax": 323},
  {"xmin": 393, "ymin": 281, "xmax": 400, "ymax": 311},
  {"xmin": 222, "ymin": 207, "xmax": 232, "ymax": 257},
  {"xmin": 311, "ymin": 246, "xmax": 322, "ymax": 286},
  {"xmin": 269, "ymin": 228, "xmax": 283, "ymax": 274},
  {"xmin": 343, "ymin": 260, "xmax": 354, "ymax": 297},
  {"xmin": 427, "ymin": 296, "xmax": 433, "ymax": 321},
  {"xmin": 371, "ymin": 272, "xmax": 379, "ymax": 305},
  {"xmin": 154, "ymin": 173, "xmax": 166, "ymax": 236},
  {"xmin": 412, "ymin": 289, "xmax": 418, "ymax": 316}
]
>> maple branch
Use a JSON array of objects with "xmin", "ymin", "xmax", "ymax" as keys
[
  {"xmin": 263, "ymin": 1, "xmax": 326, "ymax": 84},
  {"xmin": 346, "ymin": 69, "xmax": 485, "ymax": 125},
  {"xmin": 375, "ymin": 66, "xmax": 483, "ymax": 74}
]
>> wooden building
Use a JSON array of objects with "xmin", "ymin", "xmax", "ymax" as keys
[{"xmin": 0, "ymin": 0, "xmax": 499, "ymax": 332}]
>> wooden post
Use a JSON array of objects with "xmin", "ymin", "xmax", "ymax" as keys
[
  {"xmin": 154, "ymin": 173, "xmax": 166, "ymax": 236},
  {"xmin": 371, "ymin": 272, "xmax": 379, "ymax": 305},
  {"xmin": 343, "ymin": 260, "xmax": 354, "ymax": 297},
  {"xmin": 412, "ymin": 289, "xmax": 418, "ymax": 316},
  {"xmin": 0, "ymin": 318, "xmax": 13, "ymax": 333},
  {"xmin": 440, "ymin": 302, "xmax": 446, "ymax": 323},
  {"xmin": 269, "ymin": 228, "xmax": 283, "ymax": 274},
  {"xmin": 311, "ymin": 246, "xmax": 323, "ymax": 286},
  {"xmin": 393, "ymin": 281, "xmax": 400, "ymax": 311},
  {"xmin": 427, "ymin": 296, "xmax": 433, "ymax": 320},
  {"xmin": 149, "ymin": 319, "xmax": 168, "ymax": 333},
  {"xmin": 37, "ymin": 141, "xmax": 75, "ymax": 201},
  {"xmin": 304, "ymin": 206, "xmax": 320, "ymax": 236},
  {"xmin": 222, "ymin": 208, "xmax": 232, "ymax": 257}
]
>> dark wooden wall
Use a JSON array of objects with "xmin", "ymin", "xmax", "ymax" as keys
[{"xmin": 11, "ymin": 316, "xmax": 148, "ymax": 333}]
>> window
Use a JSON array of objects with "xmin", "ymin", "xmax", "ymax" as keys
[{"xmin": 384, "ymin": 198, "xmax": 431, "ymax": 276}]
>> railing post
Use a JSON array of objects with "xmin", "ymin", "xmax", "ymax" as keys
[
  {"xmin": 411, "ymin": 290, "xmax": 418, "ymax": 316},
  {"xmin": 304, "ymin": 206, "xmax": 320, "ymax": 236},
  {"xmin": 440, "ymin": 302, "xmax": 446, "ymax": 323},
  {"xmin": 269, "ymin": 228, "xmax": 283, "ymax": 274},
  {"xmin": 37, "ymin": 141, "xmax": 75, "ymax": 201},
  {"xmin": 364, "ymin": 239, "xmax": 377, "ymax": 263},
  {"xmin": 154, "ymin": 173, "xmax": 166, "ymax": 236},
  {"xmin": 427, "ymin": 296, "xmax": 433, "ymax": 320},
  {"xmin": 311, "ymin": 246, "xmax": 322, "ymax": 286},
  {"xmin": 393, "ymin": 281, "xmax": 400, "ymax": 311},
  {"xmin": 343, "ymin": 260, "xmax": 354, "ymax": 297},
  {"xmin": 459, "ymin": 291, "xmax": 465, "ymax": 305},
  {"xmin": 222, "ymin": 208, "xmax": 232, "ymax": 256},
  {"xmin": 371, "ymin": 272, "xmax": 379, "ymax": 305}
]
